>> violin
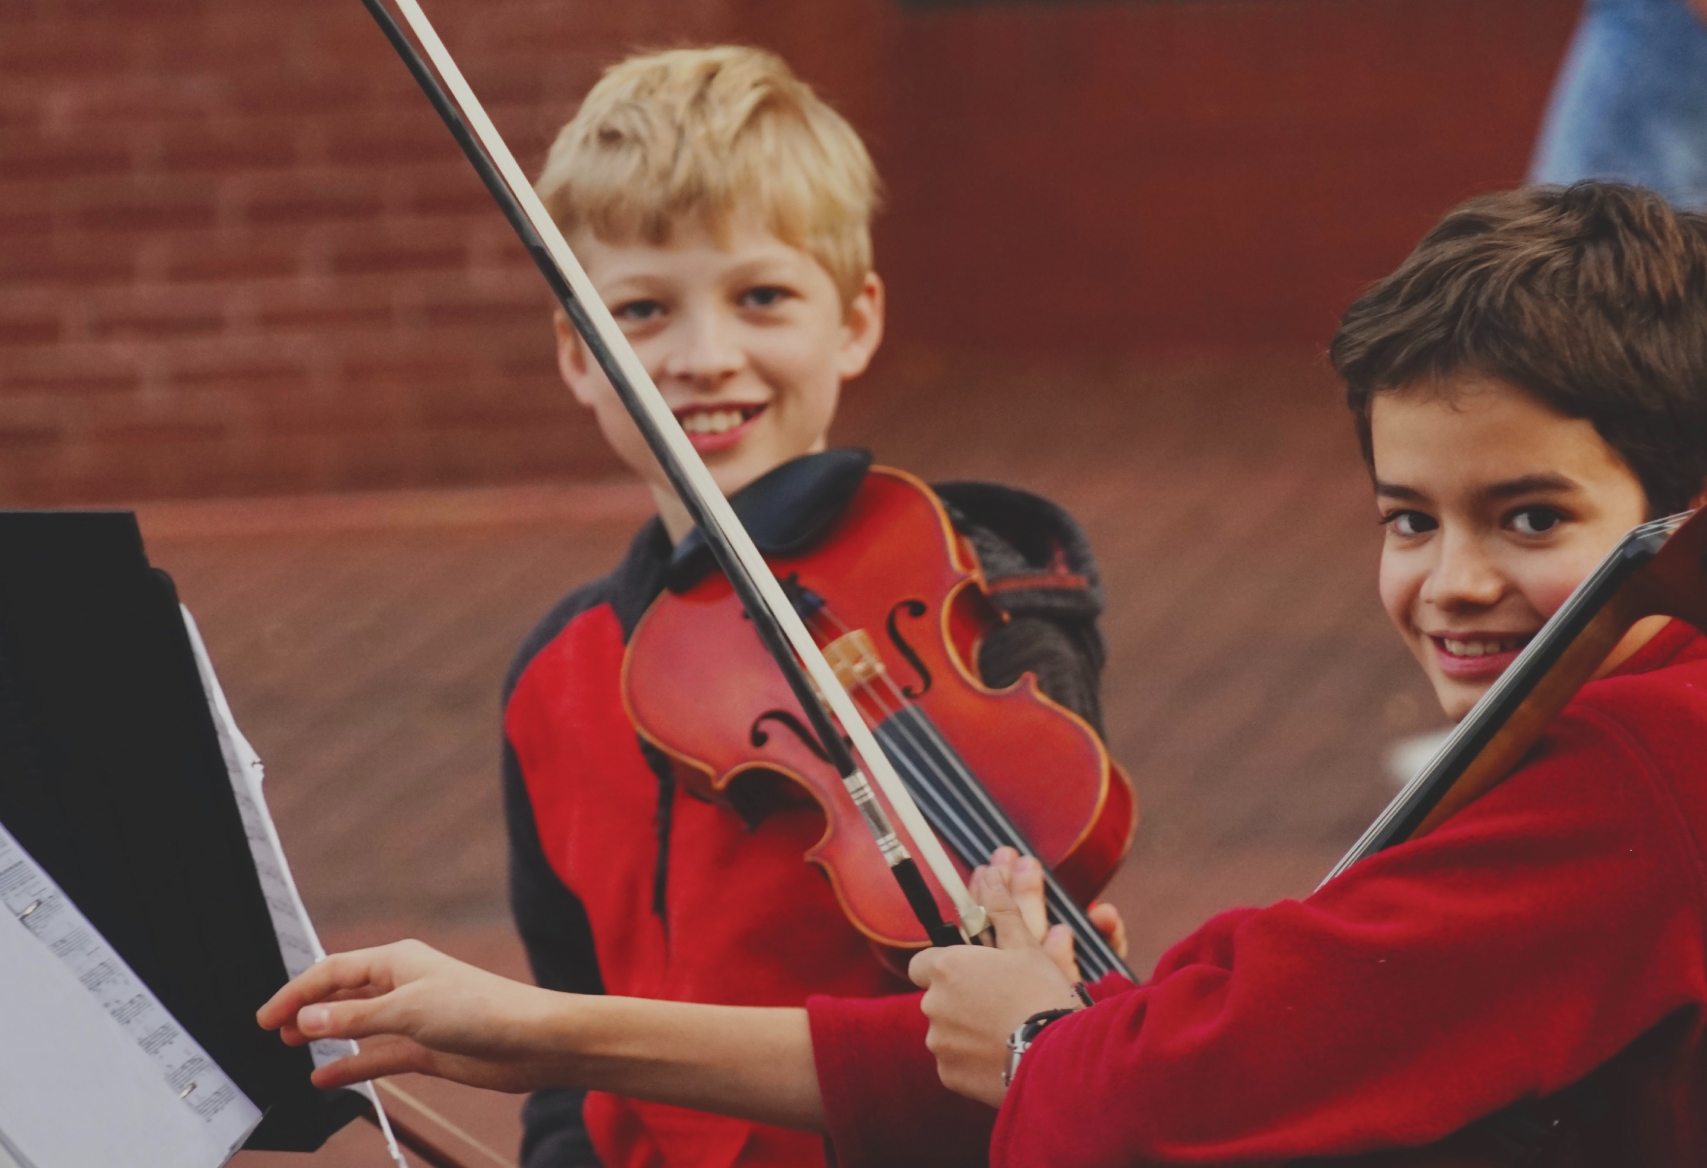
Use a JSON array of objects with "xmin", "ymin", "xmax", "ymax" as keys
[{"xmin": 625, "ymin": 464, "xmax": 1137, "ymax": 978}]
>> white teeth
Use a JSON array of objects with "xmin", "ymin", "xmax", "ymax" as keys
[
  {"xmin": 1442, "ymin": 637, "xmax": 1526, "ymax": 658},
  {"xmin": 679, "ymin": 408, "xmax": 747, "ymax": 435}
]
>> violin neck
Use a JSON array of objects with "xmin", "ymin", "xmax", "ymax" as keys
[{"xmin": 1325, "ymin": 513, "xmax": 1692, "ymax": 885}]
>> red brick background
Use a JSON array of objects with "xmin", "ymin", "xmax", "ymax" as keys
[
  {"xmin": 0, "ymin": 0, "xmax": 725, "ymax": 503},
  {"xmin": 2, "ymin": 0, "xmax": 1577, "ymax": 505}
]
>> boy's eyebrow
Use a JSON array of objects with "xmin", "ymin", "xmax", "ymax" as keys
[
  {"xmin": 1373, "ymin": 474, "xmax": 1579, "ymax": 501},
  {"xmin": 1478, "ymin": 472, "xmax": 1579, "ymax": 501}
]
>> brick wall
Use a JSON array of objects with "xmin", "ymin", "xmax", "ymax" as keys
[
  {"xmin": 855, "ymin": 0, "xmax": 1579, "ymax": 354},
  {"xmin": 0, "ymin": 0, "xmax": 732, "ymax": 503},
  {"xmin": 1, "ymin": 0, "xmax": 1578, "ymax": 503}
]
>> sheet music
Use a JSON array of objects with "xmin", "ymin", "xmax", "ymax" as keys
[
  {"xmin": 0, "ymin": 822, "xmax": 263, "ymax": 1167},
  {"xmin": 182, "ymin": 608, "xmax": 409, "ymax": 1168}
]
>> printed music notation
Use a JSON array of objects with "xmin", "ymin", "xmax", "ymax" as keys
[{"xmin": 0, "ymin": 821, "xmax": 262, "ymax": 1167}]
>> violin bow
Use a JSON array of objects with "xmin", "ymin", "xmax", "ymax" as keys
[
  {"xmin": 352, "ymin": 0, "xmax": 983, "ymax": 951},
  {"xmin": 1323, "ymin": 506, "xmax": 1707, "ymax": 885},
  {"xmin": 361, "ymin": 1081, "xmax": 518, "ymax": 1168}
]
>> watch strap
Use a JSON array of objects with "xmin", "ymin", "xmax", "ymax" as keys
[{"xmin": 1003, "ymin": 1007, "xmax": 1078, "ymax": 1087}]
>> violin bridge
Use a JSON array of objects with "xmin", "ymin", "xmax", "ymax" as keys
[{"xmin": 822, "ymin": 629, "xmax": 886, "ymax": 691}]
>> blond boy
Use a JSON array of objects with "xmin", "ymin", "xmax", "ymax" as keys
[{"xmin": 500, "ymin": 47, "xmax": 1113, "ymax": 1168}]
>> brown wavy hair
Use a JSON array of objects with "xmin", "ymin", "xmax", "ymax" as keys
[{"xmin": 1331, "ymin": 182, "xmax": 1707, "ymax": 515}]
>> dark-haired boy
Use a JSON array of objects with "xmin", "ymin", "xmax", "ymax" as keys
[
  {"xmin": 890, "ymin": 181, "xmax": 1707, "ymax": 1165},
  {"xmin": 262, "ymin": 182, "xmax": 1707, "ymax": 1165}
]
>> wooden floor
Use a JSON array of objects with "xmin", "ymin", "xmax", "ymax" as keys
[{"xmin": 133, "ymin": 353, "xmax": 1445, "ymax": 1166}]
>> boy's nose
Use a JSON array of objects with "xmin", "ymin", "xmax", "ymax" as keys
[
  {"xmin": 660, "ymin": 310, "xmax": 744, "ymax": 386},
  {"xmin": 1421, "ymin": 528, "xmax": 1506, "ymax": 611}
]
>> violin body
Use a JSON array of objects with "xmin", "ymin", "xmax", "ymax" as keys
[{"xmin": 623, "ymin": 466, "xmax": 1136, "ymax": 949}]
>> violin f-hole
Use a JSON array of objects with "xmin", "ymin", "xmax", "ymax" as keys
[
  {"xmin": 885, "ymin": 599, "xmax": 933, "ymax": 698},
  {"xmin": 750, "ymin": 710, "xmax": 833, "ymax": 763}
]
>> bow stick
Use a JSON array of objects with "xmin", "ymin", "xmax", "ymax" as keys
[
  {"xmin": 361, "ymin": 1081, "xmax": 518, "ymax": 1168},
  {"xmin": 1323, "ymin": 506, "xmax": 1707, "ymax": 884},
  {"xmin": 354, "ymin": 0, "xmax": 985, "ymax": 949}
]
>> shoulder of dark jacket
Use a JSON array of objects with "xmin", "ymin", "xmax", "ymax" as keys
[
  {"xmin": 931, "ymin": 480, "xmax": 1105, "ymax": 624},
  {"xmin": 666, "ymin": 447, "xmax": 872, "ymax": 593}
]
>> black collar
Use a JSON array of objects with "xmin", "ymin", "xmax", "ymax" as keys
[
  {"xmin": 668, "ymin": 448, "xmax": 873, "ymax": 591},
  {"xmin": 608, "ymin": 448, "xmax": 872, "ymax": 636}
]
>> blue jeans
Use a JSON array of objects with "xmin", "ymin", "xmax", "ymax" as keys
[{"xmin": 1530, "ymin": 0, "xmax": 1707, "ymax": 209}]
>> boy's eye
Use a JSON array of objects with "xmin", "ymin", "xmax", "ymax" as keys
[
  {"xmin": 739, "ymin": 285, "xmax": 792, "ymax": 309},
  {"xmin": 614, "ymin": 299, "xmax": 665, "ymax": 322},
  {"xmin": 1382, "ymin": 510, "xmax": 1438, "ymax": 537},
  {"xmin": 1508, "ymin": 506, "xmax": 1564, "ymax": 536}
]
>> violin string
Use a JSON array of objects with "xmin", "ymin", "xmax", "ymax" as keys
[
  {"xmin": 878, "ymin": 707, "xmax": 1122, "ymax": 980},
  {"xmin": 858, "ymin": 675, "xmax": 1121, "ymax": 977},
  {"xmin": 865, "ymin": 722, "xmax": 1123, "ymax": 981},
  {"xmin": 808, "ymin": 604, "xmax": 932, "ymax": 726},
  {"xmin": 873, "ymin": 716, "xmax": 1117, "ymax": 981},
  {"xmin": 801, "ymin": 611, "xmax": 1013, "ymax": 890},
  {"xmin": 835, "ymin": 618, "xmax": 1123, "ymax": 978},
  {"xmin": 898, "ymin": 709, "xmax": 1121, "ymax": 978},
  {"xmin": 803, "ymin": 602, "xmax": 1124, "ymax": 978},
  {"xmin": 803, "ymin": 609, "xmax": 908, "ymax": 723},
  {"xmin": 872, "ymin": 722, "xmax": 1004, "ymax": 873},
  {"xmin": 802, "ymin": 609, "xmax": 993, "ymax": 838}
]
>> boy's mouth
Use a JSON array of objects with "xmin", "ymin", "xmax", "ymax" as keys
[
  {"xmin": 1429, "ymin": 632, "xmax": 1535, "ymax": 681},
  {"xmin": 673, "ymin": 403, "xmax": 766, "ymax": 452}
]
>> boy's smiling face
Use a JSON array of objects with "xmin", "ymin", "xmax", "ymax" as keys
[
  {"xmin": 555, "ymin": 217, "xmax": 883, "ymax": 540},
  {"xmin": 1373, "ymin": 376, "xmax": 1656, "ymax": 720}
]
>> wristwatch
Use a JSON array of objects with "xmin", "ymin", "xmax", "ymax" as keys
[{"xmin": 1003, "ymin": 1007, "xmax": 1077, "ymax": 1087}]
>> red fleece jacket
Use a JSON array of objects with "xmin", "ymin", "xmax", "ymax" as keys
[
  {"xmin": 808, "ymin": 620, "xmax": 1707, "ymax": 1166},
  {"xmin": 505, "ymin": 457, "xmax": 1112, "ymax": 1168}
]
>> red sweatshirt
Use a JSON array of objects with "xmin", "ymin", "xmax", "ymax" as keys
[
  {"xmin": 809, "ymin": 620, "xmax": 1707, "ymax": 1166},
  {"xmin": 504, "ymin": 452, "xmax": 1113, "ymax": 1168}
]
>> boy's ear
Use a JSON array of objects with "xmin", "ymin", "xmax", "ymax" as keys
[
  {"xmin": 553, "ymin": 309, "xmax": 601, "ymax": 409},
  {"xmin": 836, "ymin": 271, "xmax": 885, "ymax": 382}
]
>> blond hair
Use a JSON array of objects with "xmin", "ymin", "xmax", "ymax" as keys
[{"xmin": 534, "ymin": 46, "xmax": 880, "ymax": 304}]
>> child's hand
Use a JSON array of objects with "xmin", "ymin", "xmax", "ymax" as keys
[
  {"xmin": 256, "ymin": 939, "xmax": 568, "ymax": 1094},
  {"xmin": 990, "ymin": 846, "xmax": 1129, "ymax": 983},
  {"xmin": 909, "ymin": 859, "xmax": 1085, "ymax": 1106},
  {"xmin": 1088, "ymin": 901, "xmax": 1129, "ymax": 961}
]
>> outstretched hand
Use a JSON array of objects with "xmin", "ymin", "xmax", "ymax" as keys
[
  {"xmin": 258, "ymin": 851, "xmax": 1129, "ymax": 1113},
  {"xmin": 909, "ymin": 850, "xmax": 1100, "ymax": 1106},
  {"xmin": 256, "ymin": 939, "xmax": 569, "ymax": 1094}
]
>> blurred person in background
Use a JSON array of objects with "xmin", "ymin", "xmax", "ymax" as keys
[{"xmin": 1531, "ymin": 0, "xmax": 1707, "ymax": 208}]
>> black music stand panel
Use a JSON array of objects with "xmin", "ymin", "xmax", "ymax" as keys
[{"xmin": 0, "ymin": 511, "xmax": 365, "ymax": 1151}]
